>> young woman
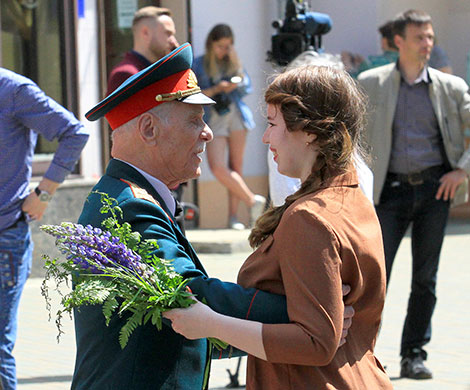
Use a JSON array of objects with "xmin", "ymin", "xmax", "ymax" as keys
[
  {"xmin": 165, "ymin": 66, "xmax": 393, "ymax": 389},
  {"xmin": 193, "ymin": 24, "xmax": 266, "ymax": 230}
]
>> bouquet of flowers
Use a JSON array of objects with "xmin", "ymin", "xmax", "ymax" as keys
[{"xmin": 40, "ymin": 191, "xmax": 226, "ymax": 350}]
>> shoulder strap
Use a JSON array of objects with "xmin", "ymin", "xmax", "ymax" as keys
[{"xmin": 120, "ymin": 178, "xmax": 175, "ymax": 224}]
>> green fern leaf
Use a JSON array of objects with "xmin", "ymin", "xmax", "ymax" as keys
[
  {"xmin": 102, "ymin": 295, "xmax": 119, "ymax": 326},
  {"xmin": 119, "ymin": 311, "xmax": 144, "ymax": 349}
]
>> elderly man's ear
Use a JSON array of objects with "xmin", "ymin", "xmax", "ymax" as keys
[{"xmin": 137, "ymin": 112, "xmax": 161, "ymax": 145}]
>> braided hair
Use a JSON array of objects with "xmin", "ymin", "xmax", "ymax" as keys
[{"xmin": 249, "ymin": 65, "xmax": 368, "ymax": 248}]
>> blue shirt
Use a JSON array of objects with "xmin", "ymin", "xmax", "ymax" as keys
[
  {"xmin": 390, "ymin": 67, "xmax": 443, "ymax": 174},
  {"xmin": 0, "ymin": 68, "xmax": 89, "ymax": 231}
]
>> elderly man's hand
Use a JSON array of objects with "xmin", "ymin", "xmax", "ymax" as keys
[
  {"xmin": 340, "ymin": 284, "xmax": 355, "ymax": 347},
  {"xmin": 436, "ymin": 168, "xmax": 468, "ymax": 201}
]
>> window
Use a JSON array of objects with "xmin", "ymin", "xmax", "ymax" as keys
[{"xmin": 0, "ymin": 0, "xmax": 79, "ymax": 176}]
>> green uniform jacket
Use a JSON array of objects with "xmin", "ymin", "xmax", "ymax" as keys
[{"xmin": 71, "ymin": 159, "xmax": 288, "ymax": 390}]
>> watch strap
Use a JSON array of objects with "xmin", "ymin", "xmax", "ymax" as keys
[{"xmin": 34, "ymin": 186, "xmax": 52, "ymax": 202}]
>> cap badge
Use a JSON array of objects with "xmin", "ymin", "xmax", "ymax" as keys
[
  {"xmin": 187, "ymin": 70, "xmax": 199, "ymax": 89},
  {"xmin": 155, "ymin": 70, "xmax": 201, "ymax": 102}
]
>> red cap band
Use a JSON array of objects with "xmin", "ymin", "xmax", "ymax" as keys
[{"xmin": 105, "ymin": 69, "xmax": 191, "ymax": 130}]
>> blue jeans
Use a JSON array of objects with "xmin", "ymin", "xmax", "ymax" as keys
[
  {"xmin": 0, "ymin": 218, "xmax": 33, "ymax": 390},
  {"xmin": 376, "ymin": 167, "xmax": 450, "ymax": 358}
]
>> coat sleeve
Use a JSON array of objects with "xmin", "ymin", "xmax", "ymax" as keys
[
  {"xmin": 356, "ymin": 74, "xmax": 378, "ymax": 146},
  {"xmin": 12, "ymin": 81, "xmax": 89, "ymax": 183},
  {"xmin": 454, "ymin": 78, "xmax": 470, "ymax": 173},
  {"xmin": 118, "ymin": 196, "xmax": 289, "ymax": 326},
  {"xmin": 261, "ymin": 208, "xmax": 344, "ymax": 366}
]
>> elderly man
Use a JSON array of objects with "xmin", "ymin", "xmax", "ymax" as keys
[
  {"xmin": 107, "ymin": 6, "xmax": 179, "ymax": 95},
  {"xmin": 74, "ymin": 44, "xmax": 353, "ymax": 390},
  {"xmin": 358, "ymin": 9, "xmax": 470, "ymax": 379},
  {"xmin": 107, "ymin": 6, "xmax": 190, "ymax": 224},
  {"xmin": 71, "ymin": 43, "xmax": 291, "ymax": 390}
]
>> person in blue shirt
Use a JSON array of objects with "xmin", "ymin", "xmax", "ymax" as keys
[
  {"xmin": 193, "ymin": 24, "xmax": 266, "ymax": 230},
  {"xmin": 0, "ymin": 67, "xmax": 89, "ymax": 390}
]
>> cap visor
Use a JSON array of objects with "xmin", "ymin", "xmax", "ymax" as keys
[{"xmin": 179, "ymin": 92, "xmax": 215, "ymax": 105}]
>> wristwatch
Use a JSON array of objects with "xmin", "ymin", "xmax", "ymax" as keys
[{"xmin": 34, "ymin": 187, "xmax": 53, "ymax": 202}]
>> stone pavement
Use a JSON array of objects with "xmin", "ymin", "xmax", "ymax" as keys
[{"xmin": 13, "ymin": 219, "xmax": 470, "ymax": 389}]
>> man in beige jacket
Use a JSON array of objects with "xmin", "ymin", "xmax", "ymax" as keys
[{"xmin": 358, "ymin": 9, "xmax": 470, "ymax": 380}]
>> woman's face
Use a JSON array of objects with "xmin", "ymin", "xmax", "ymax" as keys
[
  {"xmin": 212, "ymin": 37, "xmax": 233, "ymax": 61},
  {"xmin": 263, "ymin": 104, "xmax": 318, "ymax": 182}
]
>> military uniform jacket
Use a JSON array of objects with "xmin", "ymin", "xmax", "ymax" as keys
[
  {"xmin": 71, "ymin": 159, "xmax": 288, "ymax": 390},
  {"xmin": 358, "ymin": 63, "xmax": 470, "ymax": 205}
]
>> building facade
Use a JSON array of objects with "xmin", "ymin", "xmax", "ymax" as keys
[{"xmin": 1, "ymin": 1, "xmax": 469, "ymax": 264}]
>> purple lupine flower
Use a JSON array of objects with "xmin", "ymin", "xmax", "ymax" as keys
[{"xmin": 41, "ymin": 223, "xmax": 148, "ymax": 276}]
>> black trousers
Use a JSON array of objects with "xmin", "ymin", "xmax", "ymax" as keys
[{"xmin": 376, "ymin": 166, "xmax": 450, "ymax": 357}]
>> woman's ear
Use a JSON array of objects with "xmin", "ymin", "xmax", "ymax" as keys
[
  {"xmin": 137, "ymin": 112, "xmax": 159, "ymax": 145},
  {"xmin": 305, "ymin": 132, "xmax": 317, "ymax": 146}
]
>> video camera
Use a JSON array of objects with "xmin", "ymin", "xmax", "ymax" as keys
[{"xmin": 268, "ymin": 0, "xmax": 332, "ymax": 66}]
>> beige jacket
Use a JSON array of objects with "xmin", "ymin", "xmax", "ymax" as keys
[{"xmin": 358, "ymin": 63, "xmax": 470, "ymax": 206}]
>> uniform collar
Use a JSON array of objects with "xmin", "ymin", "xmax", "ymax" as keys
[{"xmin": 114, "ymin": 159, "xmax": 176, "ymax": 216}]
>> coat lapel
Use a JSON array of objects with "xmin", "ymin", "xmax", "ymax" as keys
[
  {"xmin": 105, "ymin": 159, "xmax": 206, "ymax": 273},
  {"xmin": 106, "ymin": 159, "xmax": 175, "ymax": 219},
  {"xmin": 428, "ymin": 69, "xmax": 445, "ymax": 136},
  {"xmin": 384, "ymin": 66, "xmax": 401, "ymax": 136}
]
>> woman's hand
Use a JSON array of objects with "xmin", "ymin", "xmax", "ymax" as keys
[
  {"xmin": 163, "ymin": 300, "xmax": 217, "ymax": 340},
  {"xmin": 204, "ymin": 80, "xmax": 238, "ymax": 97},
  {"xmin": 217, "ymin": 80, "xmax": 238, "ymax": 94},
  {"xmin": 165, "ymin": 300, "xmax": 266, "ymax": 359}
]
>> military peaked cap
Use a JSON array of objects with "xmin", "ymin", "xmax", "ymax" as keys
[{"xmin": 85, "ymin": 43, "xmax": 214, "ymax": 129}]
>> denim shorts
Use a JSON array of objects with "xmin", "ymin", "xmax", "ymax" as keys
[{"xmin": 208, "ymin": 103, "xmax": 247, "ymax": 137}]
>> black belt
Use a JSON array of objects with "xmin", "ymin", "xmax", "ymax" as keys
[{"xmin": 387, "ymin": 165, "xmax": 446, "ymax": 186}]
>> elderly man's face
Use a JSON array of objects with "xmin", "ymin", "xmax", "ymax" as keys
[{"xmin": 156, "ymin": 103, "xmax": 213, "ymax": 185}]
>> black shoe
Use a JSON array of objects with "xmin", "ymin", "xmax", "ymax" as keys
[{"xmin": 400, "ymin": 352, "xmax": 433, "ymax": 379}]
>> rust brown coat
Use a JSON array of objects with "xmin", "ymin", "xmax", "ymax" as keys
[{"xmin": 238, "ymin": 171, "xmax": 393, "ymax": 390}]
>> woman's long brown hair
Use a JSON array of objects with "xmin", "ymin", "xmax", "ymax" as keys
[{"xmin": 249, "ymin": 66, "xmax": 368, "ymax": 248}]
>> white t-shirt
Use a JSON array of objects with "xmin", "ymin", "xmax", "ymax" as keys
[{"xmin": 267, "ymin": 150, "xmax": 374, "ymax": 207}]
